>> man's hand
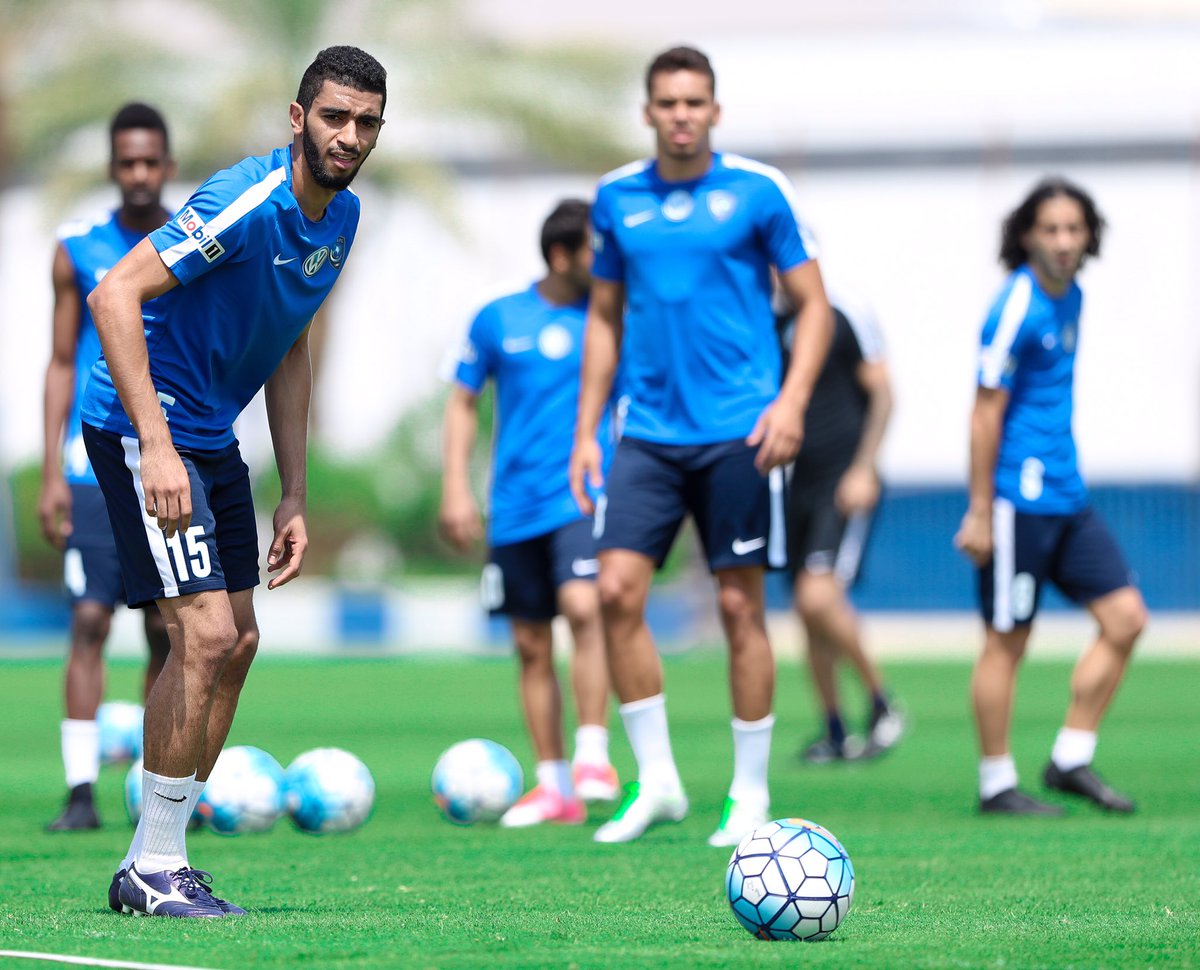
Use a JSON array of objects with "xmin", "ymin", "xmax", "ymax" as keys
[
  {"xmin": 267, "ymin": 495, "xmax": 308, "ymax": 589},
  {"xmin": 954, "ymin": 506, "xmax": 993, "ymax": 566},
  {"xmin": 139, "ymin": 439, "xmax": 192, "ymax": 538},
  {"xmin": 746, "ymin": 398, "xmax": 804, "ymax": 473},
  {"xmin": 569, "ymin": 438, "xmax": 604, "ymax": 515},
  {"xmin": 38, "ymin": 475, "xmax": 73, "ymax": 549},
  {"xmin": 438, "ymin": 489, "xmax": 483, "ymax": 553},
  {"xmin": 835, "ymin": 464, "xmax": 880, "ymax": 517}
]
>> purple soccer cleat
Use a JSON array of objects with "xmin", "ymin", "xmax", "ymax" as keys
[{"xmin": 118, "ymin": 865, "xmax": 238, "ymax": 918}]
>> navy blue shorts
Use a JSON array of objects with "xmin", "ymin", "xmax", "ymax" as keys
[
  {"xmin": 597, "ymin": 437, "xmax": 785, "ymax": 572},
  {"xmin": 482, "ymin": 518, "xmax": 598, "ymax": 622},
  {"xmin": 64, "ymin": 483, "xmax": 126, "ymax": 608},
  {"xmin": 82, "ymin": 424, "xmax": 260, "ymax": 609},
  {"xmin": 786, "ymin": 465, "xmax": 875, "ymax": 587},
  {"xmin": 979, "ymin": 499, "xmax": 1134, "ymax": 632}
]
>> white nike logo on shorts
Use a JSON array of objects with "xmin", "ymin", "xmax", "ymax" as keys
[
  {"xmin": 731, "ymin": 536, "xmax": 766, "ymax": 556},
  {"xmin": 571, "ymin": 557, "xmax": 600, "ymax": 577}
]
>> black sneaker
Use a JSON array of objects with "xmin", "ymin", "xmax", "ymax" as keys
[
  {"xmin": 800, "ymin": 734, "xmax": 847, "ymax": 764},
  {"xmin": 857, "ymin": 705, "xmax": 908, "ymax": 761},
  {"xmin": 980, "ymin": 787, "xmax": 1064, "ymax": 816},
  {"xmin": 1043, "ymin": 762, "xmax": 1135, "ymax": 814},
  {"xmin": 47, "ymin": 783, "xmax": 101, "ymax": 831}
]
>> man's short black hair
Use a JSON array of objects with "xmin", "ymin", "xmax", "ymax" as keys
[
  {"xmin": 1000, "ymin": 176, "xmax": 1105, "ymax": 271},
  {"xmin": 540, "ymin": 199, "xmax": 590, "ymax": 264},
  {"xmin": 645, "ymin": 46, "xmax": 715, "ymax": 99},
  {"xmin": 110, "ymin": 102, "xmax": 169, "ymax": 158},
  {"xmin": 297, "ymin": 46, "xmax": 387, "ymax": 115}
]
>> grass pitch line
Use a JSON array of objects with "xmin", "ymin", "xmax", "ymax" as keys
[{"xmin": 0, "ymin": 952, "xmax": 223, "ymax": 970}]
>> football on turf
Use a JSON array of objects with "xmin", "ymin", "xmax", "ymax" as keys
[
  {"xmin": 196, "ymin": 745, "xmax": 286, "ymax": 835},
  {"xmin": 725, "ymin": 818, "xmax": 855, "ymax": 941},
  {"xmin": 430, "ymin": 738, "xmax": 523, "ymax": 824},
  {"xmin": 98, "ymin": 700, "xmax": 144, "ymax": 764},
  {"xmin": 284, "ymin": 747, "xmax": 375, "ymax": 834}
]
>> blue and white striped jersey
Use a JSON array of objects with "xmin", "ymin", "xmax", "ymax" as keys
[
  {"xmin": 977, "ymin": 265, "xmax": 1087, "ymax": 514},
  {"xmin": 591, "ymin": 152, "xmax": 816, "ymax": 445},
  {"xmin": 82, "ymin": 145, "xmax": 358, "ymax": 450},
  {"xmin": 58, "ymin": 210, "xmax": 165, "ymax": 483}
]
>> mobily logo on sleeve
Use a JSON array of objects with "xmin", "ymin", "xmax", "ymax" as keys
[{"xmin": 176, "ymin": 207, "xmax": 225, "ymax": 263}]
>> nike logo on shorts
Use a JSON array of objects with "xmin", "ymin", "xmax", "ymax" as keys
[
  {"xmin": 731, "ymin": 536, "xmax": 766, "ymax": 556},
  {"xmin": 571, "ymin": 557, "xmax": 600, "ymax": 577}
]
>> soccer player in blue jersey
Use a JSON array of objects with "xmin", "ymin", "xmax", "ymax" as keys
[
  {"xmin": 440, "ymin": 199, "xmax": 620, "ymax": 827},
  {"xmin": 775, "ymin": 286, "xmax": 905, "ymax": 764},
  {"xmin": 41, "ymin": 103, "xmax": 174, "ymax": 831},
  {"xmin": 81, "ymin": 46, "xmax": 386, "ymax": 917},
  {"xmin": 956, "ymin": 178, "xmax": 1146, "ymax": 816},
  {"xmin": 569, "ymin": 47, "xmax": 833, "ymax": 846}
]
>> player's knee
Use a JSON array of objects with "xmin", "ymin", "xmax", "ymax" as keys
[
  {"xmin": 794, "ymin": 574, "xmax": 838, "ymax": 626},
  {"xmin": 1103, "ymin": 596, "xmax": 1147, "ymax": 654},
  {"xmin": 717, "ymin": 582, "xmax": 760, "ymax": 627},
  {"xmin": 512, "ymin": 625, "xmax": 552, "ymax": 667},
  {"xmin": 229, "ymin": 625, "xmax": 260, "ymax": 669},
  {"xmin": 71, "ymin": 602, "xmax": 113, "ymax": 652},
  {"xmin": 597, "ymin": 571, "xmax": 638, "ymax": 619}
]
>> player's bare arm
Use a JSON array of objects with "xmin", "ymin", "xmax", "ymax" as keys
[
  {"xmin": 438, "ymin": 385, "xmax": 484, "ymax": 553},
  {"xmin": 836, "ymin": 359, "xmax": 893, "ymax": 515},
  {"xmin": 39, "ymin": 243, "xmax": 83, "ymax": 549},
  {"xmin": 747, "ymin": 259, "xmax": 831, "ymax": 472},
  {"xmin": 954, "ymin": 385, "xmax": 1008, "ymax": 565},
  {"xmin": 569, "ymin": 278, "xmax": 624, "ymax": 515},
  {"xmin": 264, "ymin": 325, "xmax": 313, "ymax": 590},
  {"xmin": 87, "ymin": 235, "xmax": 186, "ymax": 536}
]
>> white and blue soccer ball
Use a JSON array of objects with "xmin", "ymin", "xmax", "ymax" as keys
[
  {"xmin": 195, "ymin": 745, "xmax": 286, "ymax": 835},
  {"xmin": 284, "ymin": 747, "xmax": 375, "ymax": 834},
  {"xmin": 98, "ymin": 701, "xmax": 144, "ymax": 764},
  {"xmin": 431, "ymin": 738, "xmax": 523, "ymax": 825},
  {"xmin": 725, "ymin": 818, "xmax": 855, "ymax": 942}
]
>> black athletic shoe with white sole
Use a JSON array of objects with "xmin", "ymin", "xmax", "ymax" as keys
[
  {"xmin": 1043, "ymin": 762, "xmax": 1135, "ymax": 814},
  {"xmin": 47, "ymin": 783, "xmax": 101, "ymax": 831},
  {"xmin": 980, "ymin": 787, "xmax": 1064, "ymax": 816},
  {"xmin": 118, "ymin": 865, "xmax": 231, "ymax": 918}
]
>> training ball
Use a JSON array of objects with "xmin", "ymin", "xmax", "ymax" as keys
[
  {"xmin": 123, "ymin": 757, "xmax": 202, "ymax": 828},
  {"xmin": 195, "ymin": 745, "xmax": 286, "ymax": 835},
  {"xmin": 430, "ymin": 738, "xmax": 523, "ymax": 824},
  {"xmin": 284, "ymin": 747, "xmax": 375, "ymax": 834},
  {"xmin": 725, "ymin": 818, "xmax": 855, "ymax": 941},
  {"xmin": 98, "ymin": 701, "xmax": 144, "ymax": 764}
]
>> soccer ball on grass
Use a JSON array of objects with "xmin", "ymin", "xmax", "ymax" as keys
[
  {"xmin": 430, "ymin": 738, "xmax": 522, "ymax": 824},
  {"xmin": 284, "ymin": 747, "xmax": 375, "ymax": 834}
]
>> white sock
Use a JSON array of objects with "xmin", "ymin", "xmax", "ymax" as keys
[
  {"xmin": 136, "ymin": 770, "xmax": 195, "ymax": 872},
  {"xmin": 729, "ymin": 714, "xmax": 774, "ymax": 805},
  {"xmin": 619, "ymin": 694, "xmax": 683, "ymax": 795},
  {"xmin": 1051, "ymin": 728, "xmax": 1097, "ymax": 772},
  {"xmin": 62, "ymin": 719, "xmax": 100, "ymax": 788},
  {"xmin": 573, "ymin": 724, "xmax": 610, "ymax": 767},
  {"xmin": 120, "ymin": 817, "xmax": 144, "ymax": 871},
  {"xmin": 979, "ymin": 754, "xmax": 1018, "ymax": 800},
  {"xmin": 188, "ymin": 779, "xmax": 206, "ymax": 820},
  {"xmin": 536, "ymin": 760, "xmax": 573, "ymax": 798}
]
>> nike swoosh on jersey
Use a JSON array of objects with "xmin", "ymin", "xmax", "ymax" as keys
[
  {"xmin": 273, "ymin": 254, "xmax": 296, "ymax": 265},
  {"xmin": 731, "ymin": 536, "xmax": 767, "ymax": 555},
  {"xmin": 623, "ymin": 210, "xmax": 656, "ymax": 228}
]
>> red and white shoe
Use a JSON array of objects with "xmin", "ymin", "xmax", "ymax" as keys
[
  {"xmin": 572, "ymin": 762, "xmax": 620, "ymax": 803},
  {"xmin": 500, "ymin": 786, "xmax": 586, "ymax": 828}
]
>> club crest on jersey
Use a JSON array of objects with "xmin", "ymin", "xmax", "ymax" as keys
[
  {"xmin": 537, "ymin": 324, "xmax": 573, "ymax": 360},
  {"xmin": 707, "ymin": 190, "xmax": 736, "ymax": 222},
  {"xmin": 176, "ymin": 206, "xmax": 225, "ymax": 263},
  {"xmin": 662, "ymin": 190, "xmax": 694, "ymax": 222},
  {"xmin": 330, "ymin": 235, "xmax": 346, "ymax": 268},
  {"xmin": 303, "ymin": 247, "xmax": 330, "ymax": 277}
]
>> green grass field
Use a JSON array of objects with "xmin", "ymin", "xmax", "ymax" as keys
[{"xmin": 2, "ymin": 651, "xmax": 1198, "ymax": 969}]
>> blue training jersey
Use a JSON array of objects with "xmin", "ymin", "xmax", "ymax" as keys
[
  {"xmin": 58, "ymin": 210, "xmax": 165, "ymax": 484},
  {"xmin": 82, "ymin": 146, "xmax": 358, "ymax": 450},
  {"xmin": 591, "ymin": 151, "xmax": 816, "ymax": 445},
  {"xmin": 454, "ymin": 283, "xmax": 614, "ymax": 546},
  {"xmin": 977, "ymin": 265, "xmax": 1087, "ymax": 514}
]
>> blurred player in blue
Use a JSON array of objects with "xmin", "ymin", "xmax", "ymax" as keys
[
  {"xmin": 440, "ymin": 199, "xmax": 620, "ymax": 828},
  {"xmin": 41, "ymin": 103, "xmax": 174, "ymax": 831},
  {"xmin": 955, "ymin": 177, "xmax": 1146, "ymax": 816},
  {"xmin": 775, "ymin": 286, "xmax": 905, "ymax": 763},
  {"xmin": 570, "ymin": 46, "xmax": 832, "ymax": 846},
  {"xmin": 81, "ymin": 46, "xmax": 386, "ymax": 916}
]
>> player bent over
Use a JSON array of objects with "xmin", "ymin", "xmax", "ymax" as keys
[
  {"xmin": 440, "ymin": 200, "xmax": 620, "ymax": 827},
  {"xmin": 83, "ymin": 47, "xmax": 387, "ymax": 916},
  {"xmin": 956, "ymin": 177, "xmax": 1146, "ymax": 816}
]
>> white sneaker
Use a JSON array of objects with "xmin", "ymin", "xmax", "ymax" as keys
[
  {"xmin": 593, "ymin": 783, "xmax": 688, "ymax": 843},
  {"xmin": 706, "ymin": 795, "xmax": 769, "ymax": 848},
  {"xmin": 572, "ymin": 762, "xmax": 620, "ymax": 803}
]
